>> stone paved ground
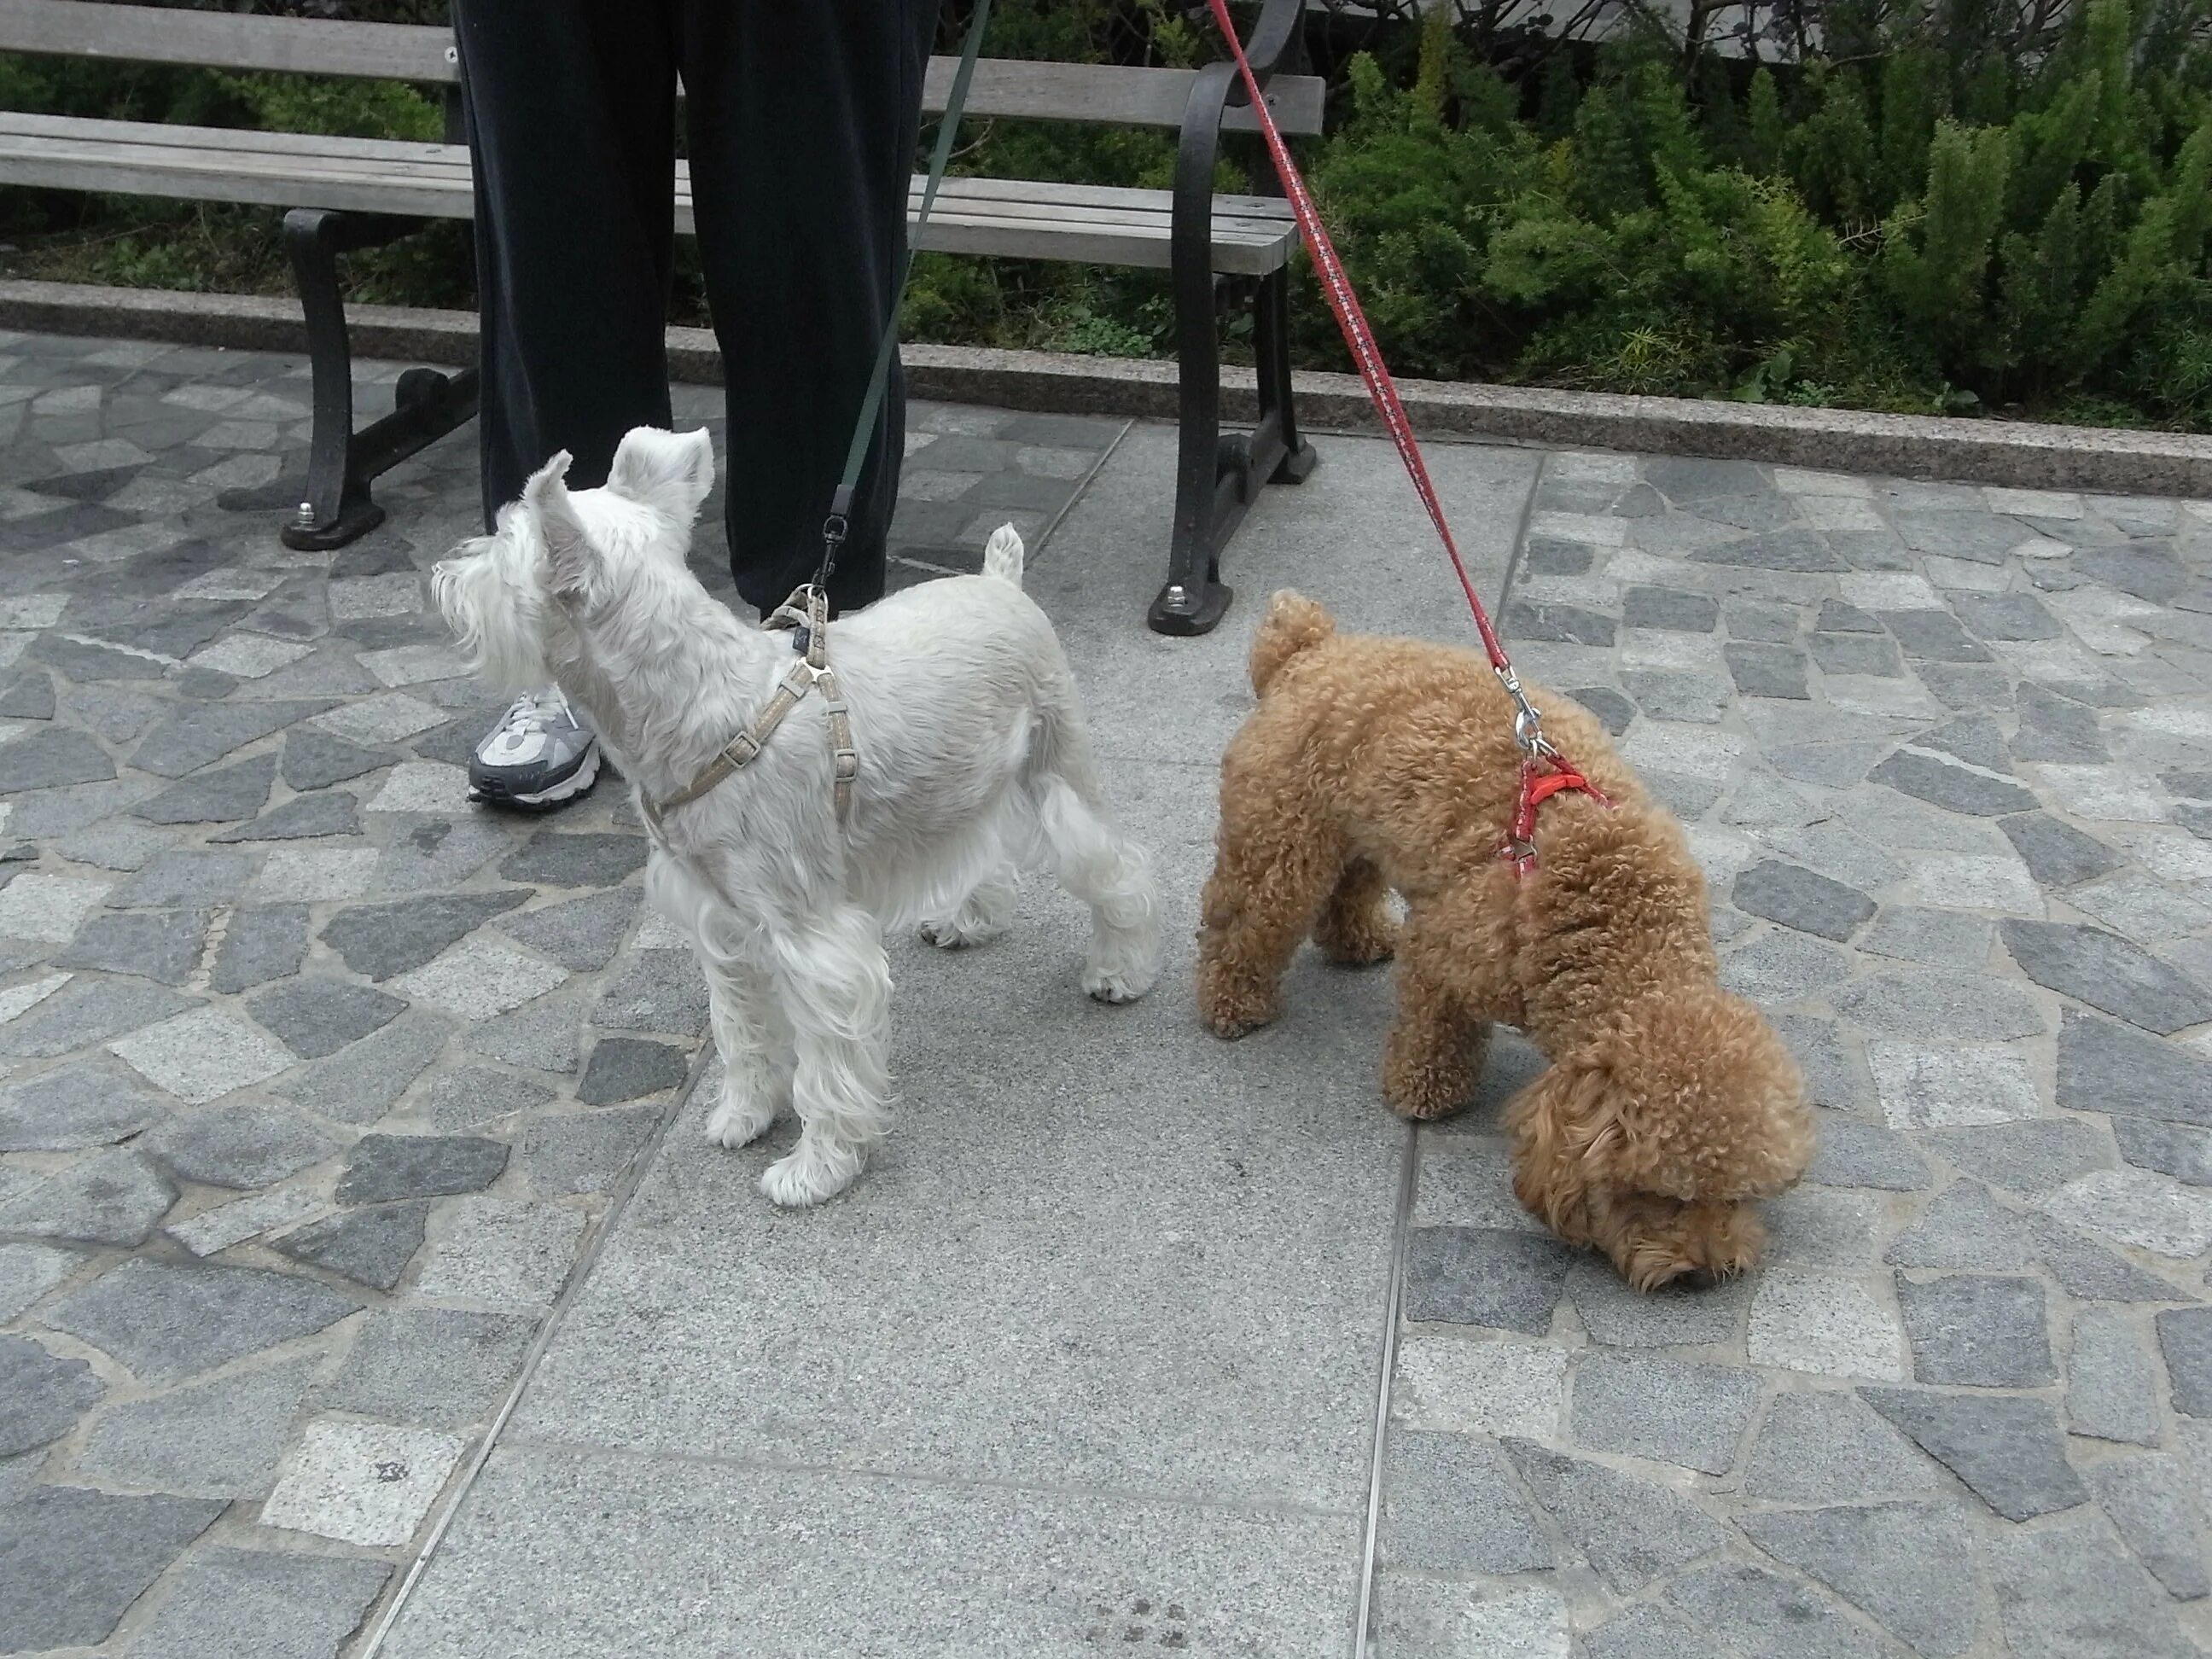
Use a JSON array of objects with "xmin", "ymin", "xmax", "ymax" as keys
[
  {"xmin": 1382, "ymin": 457, "xmax": 2212, "ymax": 1658},
  {"xmin": 0, "ymin": 330, "xmax": 1125, "ymax": 1658},
  {"xmin": 3, "ymin": 325, "xmax": 2212, "ymax": 1658}
]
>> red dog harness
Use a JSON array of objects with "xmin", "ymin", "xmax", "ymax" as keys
[{"xmin": 1205, "ymin": 0, "xmax": 1610, "ymax": 875}]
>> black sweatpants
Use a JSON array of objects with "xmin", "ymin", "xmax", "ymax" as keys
[{"xmin": 451, "ymin": 0, "xmax": 940, "ymax": 615}]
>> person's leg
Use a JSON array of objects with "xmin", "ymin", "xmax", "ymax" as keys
[
  {"xmin": 451, "ymin": 0, "xmax": 678, "ymax": 807},
  {"xmin": 678, "ymin": 0, "xmax": 940, "ymax": 617},
  {"xmin": 454, "ymin": 0, "xmax": 678, "ymax": 517}
]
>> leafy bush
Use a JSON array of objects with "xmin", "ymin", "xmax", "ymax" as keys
[{"xmin": 1279, "ymin": 0, "xmax": 2212, "ymax": 425}]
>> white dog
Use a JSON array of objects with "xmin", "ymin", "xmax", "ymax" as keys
[{"xmin": 433, "ymin": 427, "xmax": 1159, "ymax": 1206}]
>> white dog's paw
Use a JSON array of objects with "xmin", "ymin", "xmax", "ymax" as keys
[
  {"xmin": 704, "ymin": 1059, "xmax": 787, "ymax": 1149},
  {"xmin": 759, "ymin": 1134, "xmax": 866, "ymax": 1208},
  {"xmin": 920, "ymin": 876, "xmax": 1016, "ymax": 951},
  {"xmin": 919, "ymin": 912, "xmax": 1006, "ymax": 950},
  {"xmin": 704, "ymin": 1092, "xmax": 777, "ymax": 1150},
  {"xmin": 1082, "ymin": 946, "xmax": 1159, "ymax": 1005}
]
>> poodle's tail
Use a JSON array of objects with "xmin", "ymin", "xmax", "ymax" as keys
[
  {"xmin": 981, "ymin": 523, "xmax": 1026, "ymax": 586},
  {"xmin": 1249, "ymin": 590, "xmax": 1336, "ymax": 697}
]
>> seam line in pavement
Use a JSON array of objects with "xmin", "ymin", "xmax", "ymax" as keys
[
  {"xmin": 485, "ymin": 1434, "xmax": 1367, "ymax": 1521},
  {"xmin": 1351, "ymin": 1121, "xmax": 1420, "ymax": 1659},
  {"xmin": 1493, "ymin": 445, "xmax": 1547, "ymax": 617},
  {"xmin": 354, "ymin": 1044, "xmax": 719, "ymax": 1659},
  {"xmin": 1028, "ymin": 416, "xmax": 1135, "ymax": 569}
]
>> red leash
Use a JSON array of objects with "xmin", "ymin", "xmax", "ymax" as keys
[{"xmin": 1202, "ymin": 0, "xmax": 1606, "ymax": 874}]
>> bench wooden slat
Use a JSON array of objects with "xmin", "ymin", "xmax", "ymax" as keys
[
  {"xmin": 0, "ymin": 0, "xmax": 1324, "ymax": 135},
  {"xmin": 902, "ymin": 168, "xmax": 1294, "ymax": 224},
  {"xmin": 0, "ymin": 116, "xmax": 1301, "ymax": 219},
  {"xmin": 911, "ymin": 213, "xmax": 1266, "ymax": 273},
  {"xmin": 0, "ymin": 123, "xmax": 1297, "ymax": 276},
  {"xmin": 927, "ymin": 58, "xmax": 1325, "ymax": 136},
  {"xmin": 0, "ymin": 112, "xmax": 462, "ymax": 168},
  {"xmin": 0, "ymin": 115, "xmax": 1299, "ymax": 226},
  {"xmin": 0, "ymin": 0, "xmax": 456, "ymax": 83}
]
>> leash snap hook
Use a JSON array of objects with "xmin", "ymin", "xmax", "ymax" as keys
[
  {"xmin": 817, "ymin": 512, "xmax": 849, "ymax": 588},
  {"xmin": 1496, "ymin": 664, "xmax": 1557, "ymax": 761}
]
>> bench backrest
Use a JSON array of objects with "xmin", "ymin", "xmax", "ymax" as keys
[{"xmin": 0, "ymin": 0, "xmax": 1324, "ymax": 136}]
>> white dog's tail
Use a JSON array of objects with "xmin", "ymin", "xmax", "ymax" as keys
[{"xmin": 981, "ymin": 523, "xmax": 1026, "ymax": 586}]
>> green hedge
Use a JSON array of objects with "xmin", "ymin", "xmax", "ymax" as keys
[
  {"xmin": 1277, "ymin": 0, "xmax": 2212, "ymax": 427},
  {"xmin": 6, "ymin": 0, "xmax": 2212, "ymax": 430}
]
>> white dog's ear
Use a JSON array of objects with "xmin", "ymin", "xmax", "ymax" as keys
[
  {"xmin": 607, "ymin": 426, "xmax": 715, "ymax": 519},
  {"xmin": 523, "ymin": 451, "xmax": 595, "ymax": 602}
]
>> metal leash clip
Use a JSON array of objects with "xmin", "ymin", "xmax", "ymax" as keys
[
  {"xmin": 811, "ymin": 512, "xmax": 850, "ymax": 629},
  {"xmin": 1495, "ymin": 664, "xmax": 1561, "ymax": 762}
]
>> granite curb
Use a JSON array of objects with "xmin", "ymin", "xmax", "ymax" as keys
[{"xmin": 6, "ymin": 277, "xmax": 2212, "ymax": 497}]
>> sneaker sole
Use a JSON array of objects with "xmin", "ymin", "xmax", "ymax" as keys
[{"xmin": 469, "ymin": 747, "xmax": 602, "ymax": 812}]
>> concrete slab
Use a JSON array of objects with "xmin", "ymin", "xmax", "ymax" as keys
[
  {"xmin": 488, "ymin": 754, "xmax": 1403, "ymax": 1513},
  {"xmin": 382, "ymin": 1441, "xmax": 1359, "ymax": 1658}
]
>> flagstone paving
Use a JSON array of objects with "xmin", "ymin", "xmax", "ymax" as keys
[
  {"xmin": 1377, "ymin": 452, "xmax": 2212, "ymax": 1659},
  {"xmin": 3, "ymin": 326, "xmax": 2211, "ymax": 1657}
]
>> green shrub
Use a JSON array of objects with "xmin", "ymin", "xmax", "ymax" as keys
[{"xmin": 1284, "ymin": 0, "xmax": 2212, "ymax": 425}]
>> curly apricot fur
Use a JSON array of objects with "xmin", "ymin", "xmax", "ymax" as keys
[{"xmin": 1196, "ymin": 592, "xmax": 1815, "ymax": 1289}]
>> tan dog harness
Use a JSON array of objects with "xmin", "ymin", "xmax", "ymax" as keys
[{"xmin": 638, "ymin": 585, "xmax": 858, "ymax": 836}]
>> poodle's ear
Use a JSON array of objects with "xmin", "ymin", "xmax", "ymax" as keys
[
  {"xmin": 523, "ymin": 451, "xmax": 596, "ymax": 603},
  {"xmin": 1503, "ymin": 1057, "xmax": 1623, "ymax": 1237},
  {"xmin": 607, "ymin": 426, "xmax": 715, "ymax": 520}
]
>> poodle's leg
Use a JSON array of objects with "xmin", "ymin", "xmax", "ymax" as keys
[
  {"xmin": 760, "ymin": 903, "xmax": 892, "ymax": 1207},
  {"xmin": 1380, "ymin": 909, "xmax": 1490, "ymax": 1120},
  {"xmin": 1197, "ymin": 783, "xmax": 1346, "ymax": 1040},
  {"xmin": 920, "ymin": 867, "xmax": 1019, "ymax": 950},
  {"xmin": 1313, "ymin": 856, "xmax": 1396, "ymax": 966},
  {"xmin": 701, "ymin": 953, "xmax": 791, "ymax": 1149}
]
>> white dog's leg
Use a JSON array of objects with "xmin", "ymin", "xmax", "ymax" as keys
[
  {"xmin": 1031, "ymin": 766, "xmax": 1160, "ymax": 1005},
  {"xmin": 761, "ymin": 905, "xmax": 892, "ymax": 1208},
  {"xmin": 701, "ymin": 955, "xmax": 790, "ymax": 1149},
  {"xmin": 919, "ymin": 867, "xmax": 1018, "ymax": 949}
]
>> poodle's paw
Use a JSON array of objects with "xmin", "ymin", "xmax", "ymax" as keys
[
  {"xmin": 1382, "ymin": 1012, "xmax": 1481, "ymax": 1120},
  {"xmin": 759, "ymin": 1133, "xmax": 866, "ymax": 1208},
  {"xmin": 1199, "ymin": 994, "xmax": 1278, "ymax": 1039},
  {"xmin": 1382, "ymin": 1064, "xmax": 1473, "ymax": 1121},
  {"xmin": 1316, "ymin": 908, "xmax": 1398, "ymax": 967},
  {"xmin": 1209, "ymin": 1015, "xmax": 1274, "ymax": 1041},
  {"xmin": 1196, "ymin": 957, "xmax": 1278, "ymax": 1038}
]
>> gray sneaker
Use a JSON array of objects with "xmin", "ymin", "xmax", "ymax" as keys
[{"xmin": 468, "ymin": 686, "xmax": 600, "ymax": 810}]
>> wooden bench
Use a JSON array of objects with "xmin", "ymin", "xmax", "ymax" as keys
[{"xmin": 0, "ymin": 0, "xmax": 1324, "ymax": 634}]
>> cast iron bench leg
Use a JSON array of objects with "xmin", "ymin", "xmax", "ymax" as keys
[
  {"xmin": 1255, "ymin": 265, "xmax": 1318, "ymax": 486},
  {"xmin": 274, "ymin": 206, "xmax": 480, "ymax": 551},
  {"xmin": 1149, "ymin": 26, "xmax": 1318, "ymax": 638}
]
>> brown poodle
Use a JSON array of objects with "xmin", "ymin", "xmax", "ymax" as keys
[{"xmin": 1196, "ymin": 592, "xmax": 1814, "ymax": 1289}]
